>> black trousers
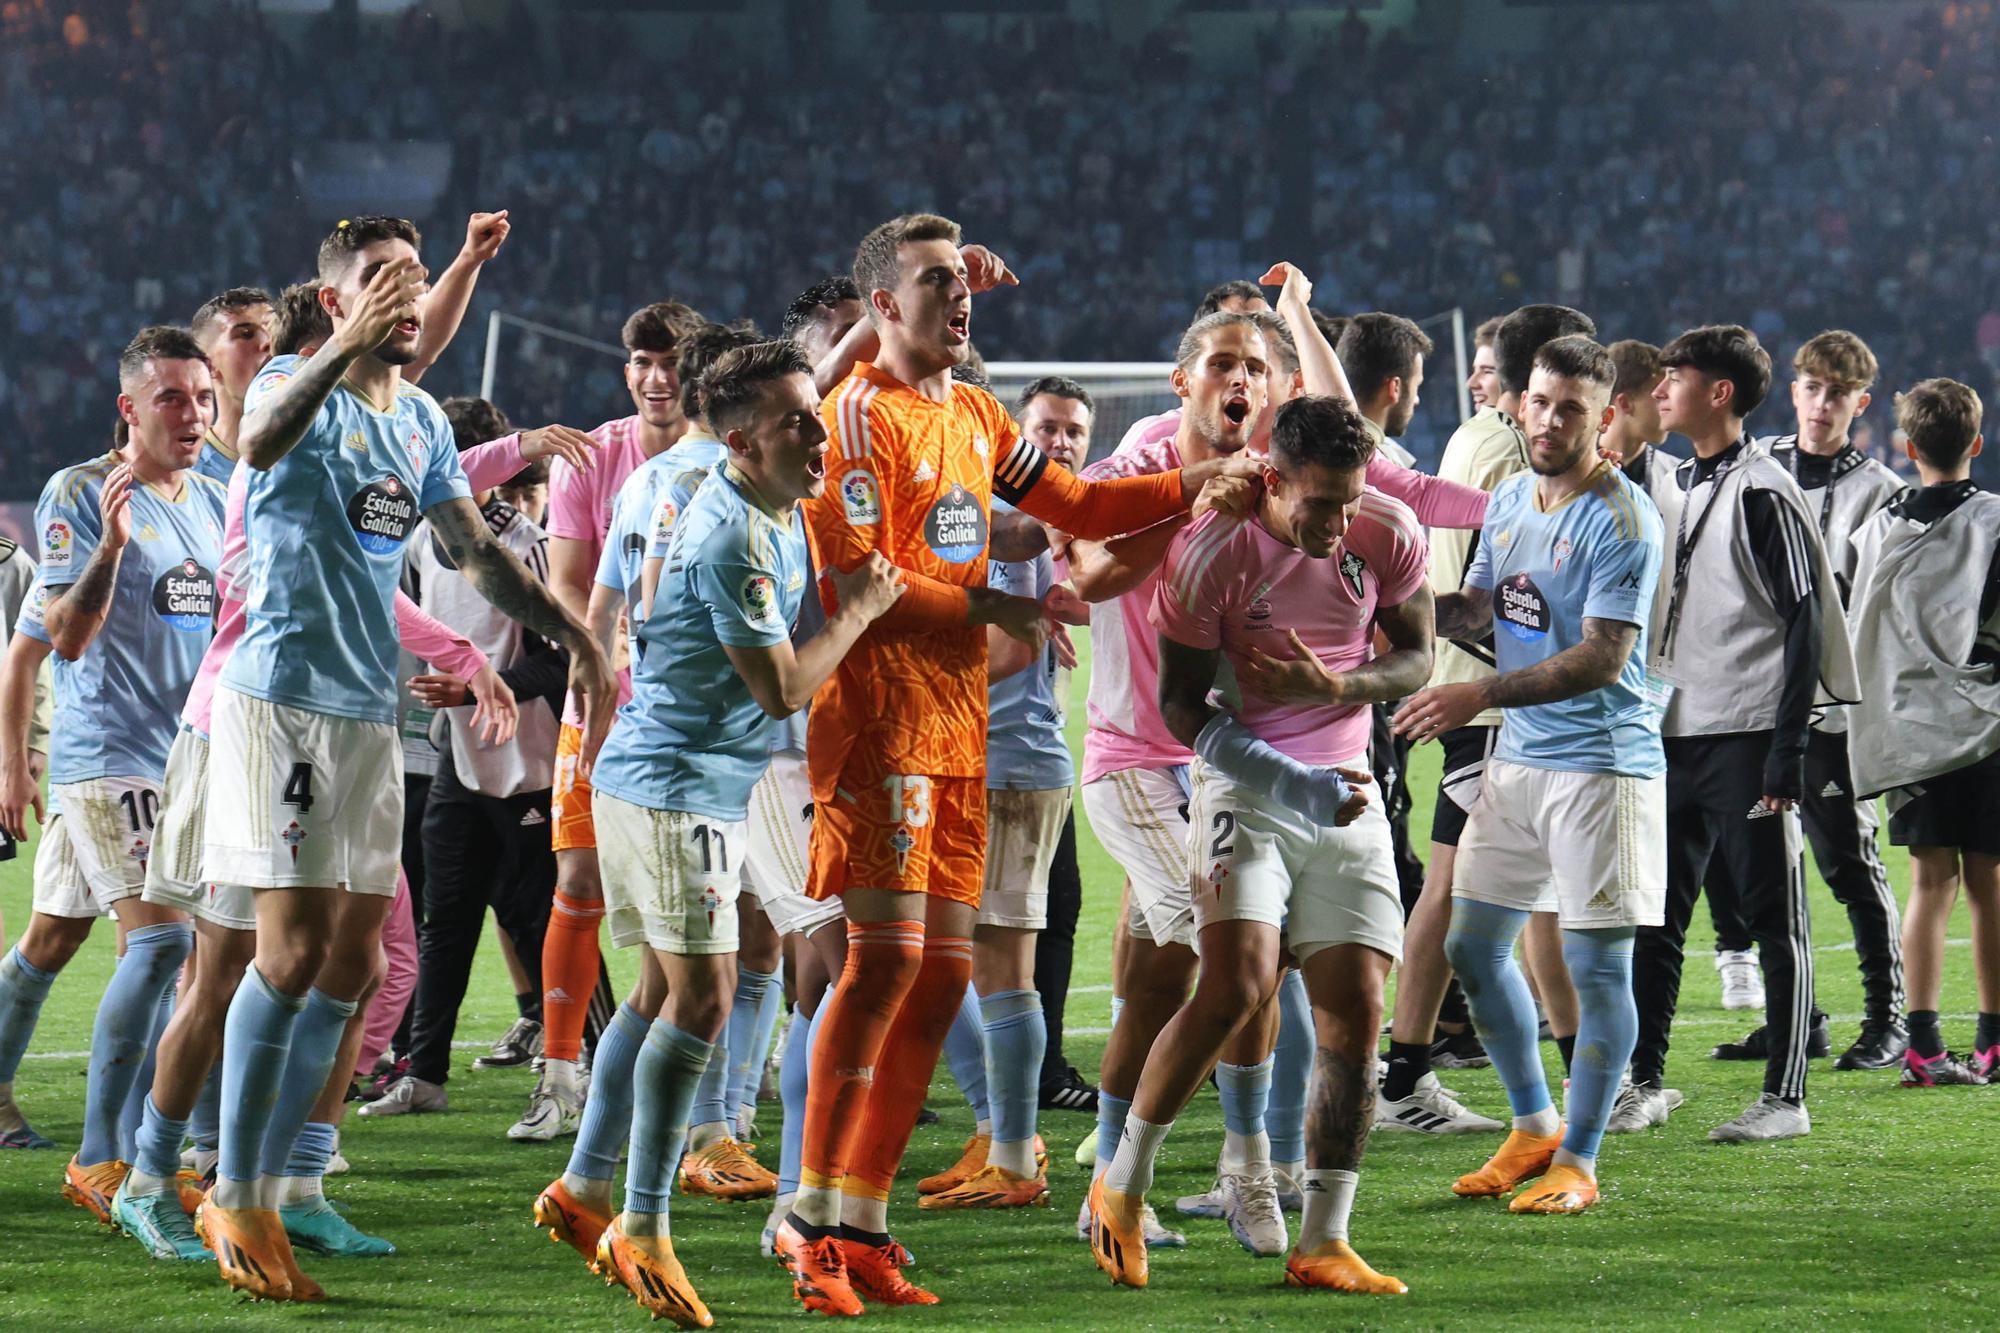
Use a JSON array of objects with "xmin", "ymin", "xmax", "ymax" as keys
[
  {"xmin": 1371, "ymin": 703, "xmax": 1426, "ymax": 913},
  {"xmin": 407, "ymin": 749, "xmax": 558, "ymax": 1085},
  {"xmin": 1634, "ymin": 732, "xmax": 1815, "ymax": 1100},
  {"xmin": 1034, "ymin": 807, "xmax": 1083, "ymax": 1082},
  {"xmin": 1700, "ymin": 730, "xmax": 1903, "ymax": 1020}
]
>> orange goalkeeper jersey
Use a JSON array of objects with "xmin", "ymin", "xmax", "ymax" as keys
[{"xmin": 805, "ymin": 362, "xmax": 1187, "ymax": 795}]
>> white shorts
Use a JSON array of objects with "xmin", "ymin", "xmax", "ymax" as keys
[
  {"xmin": 141, "ymin": 728, "xmax": 254, "ymax": 931},
  {"xmin": 980, "ymin": 786, "xmax": 1072, "ymax": 930},
  {"xmin": 202, "ymin": 688, "xmax": 403, "ymax": 896},
  {"xmin": 595, "ymin": 789, "xmax": 743, "ymax": 955},
  {"xmin": 1081, "ymin": 766, "xmax": 1194, "ymax": 948},
  {"xmin": 1187, "ymin": 758, "xmax": 1404, "ymax": 963},
  {"xmin": 31, "ymin": 776, "xmax": 162, "ymax": 917},
  {"xmin": 743, "ymin": 752, "xmax": 842, "ymax": 939},
  {"xmin": 1453, "ymin": 759, "xmax": 1667, "ymax": 929}
]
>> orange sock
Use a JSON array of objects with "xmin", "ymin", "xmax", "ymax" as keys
[
  {"xmin": 847, "ymin": 936, "xmax": 974, "ymax": 1203},
  {"xmin": 540, "ymin": 890, "xmax": 604, "ymax": 1063},
  {"xmin": 798, "ymin": 921, "xmax": 924, "ymax": 1196}
]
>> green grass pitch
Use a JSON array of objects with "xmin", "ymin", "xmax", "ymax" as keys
[{"xmin": 2, "ymin": 631, "xmax": 1997, "ymax": 1328}]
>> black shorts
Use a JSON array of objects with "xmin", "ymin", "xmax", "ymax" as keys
[
  {"xmin": 1888, "ymin": 751, "xmax": 2000, "ymax": 855},
  {"xmin": 1429, "ymin": 724, "xmax": 1497, "ymax": 848}
]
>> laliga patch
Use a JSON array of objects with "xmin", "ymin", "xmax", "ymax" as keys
[
  {"xmin": 741, "ymin": 572, "xmax": 781, "ymax": 628},
  {"xmin": 42, "ymin": 520, "xmax": 71, "ymax": 568},
  {"xmin": 924, "ymin": 484, "xmax": 988, "ymax": 564},
  {"xmin": 1498, "ymin": 572, "xmax": 1549, "ymax": 640},
  {"xmin": 346, "ymin": 476, "xmax": 417, "ymax": 554},
  {"xmin": 840, "ymin": 469, "xmax": 882, "ymax": 527},
  {"xmin": 651, "ymin": 496, "xmax": 681, "ymax": 545},
  {"xmin": 153, "ymin": 559, "xmax": 217, "ymax": 631}
]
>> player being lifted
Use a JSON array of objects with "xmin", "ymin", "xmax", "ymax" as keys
[
  {"xmin": 773, "ymin": 213, "xmax": 1255, "ymax": 1317},
  {"xmin": 1089, "ymin": 392, "xmax": 1431, "ymax": 1296},
  {"xmin": 197, "ymin": 216, "xmax": 615, "ymax": 1301}
]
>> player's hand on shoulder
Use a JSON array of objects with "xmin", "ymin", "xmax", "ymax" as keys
[
  {"xmin": 520, "ymin": 424, "xmax": 597, "ymax": 472},
  {"xmin": 1257, "ymin": 261, "xmax": 1312, "ymax": 310},
  {"xmin": 830, "ymin": 551, "xmax": 906, "ymax": 622},
  {"xmin": 960, "ymin": 245, "xmax": 1019, "ymax": 294},
  {"xmin": 1181, "ymin": 453, "xmax": 1264, "ymax": 505},
  {"xmin": 99, "ymin": 463, "xmax": 134, "ymax": 551},
  {"xmin": 461, "ymin": 210, "xmax": 511, "ymax": 264},
  {"xmin": 339, "ymin": 256, "xmax": 426, "ymax": 358},
  {"xmin": 1192, "ymin": 471, "xmax": 1260, "ymax": 522}
]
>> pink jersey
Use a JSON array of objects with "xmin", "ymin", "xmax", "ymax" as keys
[
  {"xmin": 1150, "ymin": 491, "xmax": 1428, "ymax": 765},
  {"xmin": 184, "ymin": 462, "xmax": 487, "ymax": 736},
  {"xmin": 548, "ymin": 414, "xmax": 649, "ymax": 724}
]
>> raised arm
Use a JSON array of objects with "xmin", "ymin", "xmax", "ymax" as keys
[
  {"xmin": 407, "ymin": 211, "xmax": 510, "ymax": 383},
  {"xmin": 1261, "ymin": 262, "xmax": 1357, "ymax": 404}
]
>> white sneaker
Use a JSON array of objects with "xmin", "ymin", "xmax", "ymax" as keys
[
  {"xmin": 1604, "ymin": 1080, "xmax": 1684, "ymax": 1133},
  {"xmin": 325, "ymin": 1128, "xmax": 350, "ymax": 1176},
  {"xmin": 1716, "ymin": 950, "xmax": 1766, "ymax": 1011},
  {"xmin": 1217, "ymin": 1169, "xmax": 1287, "ymax": 1257},
  {"xmin": 1375, "ymin": 1072, "xmax": 1504, "ymax": 1134},
  {"xmin": 736, "ymin": 1103, "xmax": 759, "ymax": 1142},
  {"xmin": 1271, "ymin": 1166, "xmax": 1303, "ymax": 1214},
  {"xmin": 1174, "ymin": 1179, "xmax": 1224, "ymax": 1218},
  {"xmin": 357, "ymin": 1075, "xmax": 447, "ymax": 1117},
  {"xmin": 1074, "ymin": 1194, "xmax": 1188, "ymax": 1248},
  {"xmin": 1708, "ymin": 1094, "xmax": 1809, "ymax": 1143},
  {"xmin": 507, "ymin": 1072, "xmax": 583, "ymax": 1142},
  {"xmin": 1073, "ymin": 1128, "xmax": 1098, "ymax": 1169}
]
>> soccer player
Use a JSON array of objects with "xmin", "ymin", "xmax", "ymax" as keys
[
  {"xmin": 517, "ymin": 298, "xmax": 704, "ymax": 1143},
  {"xmin": 1844, "ymin": 379, "xmax": 2000, "ymax": 1085},
  {"xmin": 196, "ymin": 215, "xmax": 615, "ymax": 1301},
  {"xmin": 0, "ymin": 329, "xmax": 227, "ymax": 1203},
  {"xmin": 1623, "ymin": 325, "xmax": 1857, "ymax": 1143},
  {"xmin": 190, "ymin": 287, "xmax": 275, "ymax": 480},
  {"xmin": 584, "ymin": 340, "xmax": 905, "ymax": 1325},
  {"xmin": 1197, "ymin": 279, "xmax": 1272, "ymax": 317},
  {"xmin": 773, "ymin": 213, "xmax": 1245, "ymax": 1317},
  {"xmin": 1466, "ymin": 317, "xmax": 1503, "ymax": 412},
  {"xmin": 1720, "ymin": 331, "xmax": 1907, "ymax": 1071},
  {"xmin": 1335, "ymin": 311, "xmax": 1433, "ymax": 464},
  {"xmin": 1380, "ymin": 304, "xmax": 1595, "ymax": 1132},
  {"xmin": 1088, "ymin": 393, "xmax": 1431, "ymax": 1295},
  {"xmin": 1395, "ymin": 335, "xmax": 1665, "ymax": 1213},
  {"xmin": 0, "ymin": 534, "xmax": 52, "ymax": 1012}
]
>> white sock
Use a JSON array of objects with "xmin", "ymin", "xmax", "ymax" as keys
[
  {"xmin": 279, "ymin": 1174, "xmax": 324, "ymax": 1205},
  {"xmin": 1276, "ymin": 1156, "xmax": 1305, "ymax": 1184},
  {"xmin": 125, "ymin": 1167, "xmax": 173, "ymax": 1199},
  {"xmin": 974, "ymin": 1117, "xmax": 993, "ymax": 1139},
  {"xmin": 544, "ymin": 1058, "xmax": 579, "ymax": 1095},
  {"xmin": 793, "ymin": 1183, "xmax": 842, "ymax": 1229},
  {"xmin": 211, "ymin": 1175, "xmax": 259, "ymax": 1210},
  {"xmin": 562, "ymin": 1170, "xmax": 614, "ymax": 1213},
  {"xmin": 621, "ymin": 1209, "xmax": 669, "ymax": 1238},
  {"xmin": 1103, "ymin": 1113, "xmax": 1172, "ymax": 1197},
  {"xmin": 1514, "ymin": 1107, "xmax": 1561, "ymax": 1138},
  {"xmin": 1220, "ymin": 1128, "xmax": 1270, "ymax": 1175},
  {"xmin": 687, "ymin": 1119, "xmax": 730, "ymax": 1151},
  {"xmin": 1298, "ymin": 1168, "xmax": 1359, "ymax": 1248},
  {"xmin": 1551, "ymin": 1146, "xmax": 1596, "ymax": 1178},
  {"xmin": 840, "ymin": 1192, "xmax": 888, "ymax": 1234},
  {"xmin": 257, "ymin": 1172, "xmax": 289, "ymax": 1210},
  {"xmin": 193, "ymin": 1148, "xmax": 219, "ymax": 1180},
  {"xmin": 989, "ymin": 1137, "xmax": 1036, "ymax": 1176}
]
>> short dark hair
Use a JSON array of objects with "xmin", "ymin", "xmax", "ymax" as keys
[
  {"xmin": 190, "ymin": 287, "xmax": 273, "ymax": 343},
  {"xmin": 701, "ymin": 340, "xmax": 814, "ymax": 434},
  {"xmin": 272, "ymin": 281, "xmax": 333, "ymax": 358},
  {"xmin": 1312, "ymin": 309, "xmax": 1349, "ymax": 351},
  {"xmin": 1793, "ymin": 330, "xmax": 1879, "ymax": 391},
  {"xmin": 1337, "ymin": 312, "xmax": 1435, "ymax": 404},
  {"xmin": 622, "ymin": 301, "xmax": 703, "ymax": 356},
  {"xmin": 439, "ymin": 396, "xmax": 513, "ymax": 454},
  {"xmin": 1495, "ymin": 305, "xmax": 1596, "ymax": 396},
  {"xmin": 1196, "ymin": 280, "xmax": 1265, "ymax": 318},
  {"xmin": 1249, "ymin": 311, "xmax": 1300, "ymax": 378},
  {"xmin": 1014, "ymin": 375, "xmax": 1095, "ymax": 416},
  {"xmin": 317, "ymin": 215, "xmax": 420, "ymax": 286},
  {"xmin": 1174, "ymin": 311, "xmax": 1266, "ymax": 371},
  {"xmin": 1660, "ymin": 324, "xmax": 1772, "ymax": 419},
  {"xmin": 1269, "ymin": 394, "xmax": 1376, "ymax": 473},
  {"xmin": 118, "ymin": 325, "xmax": 211, "ymax": 391},
  {"xmin": 1896, "ymin": 378, "xmax": 1984, "ymax": 470},
  {"xmin": 853, "ymin": 213, "xmax": 962, "ymax": 312},
  {"xmin": 1532, "ymin": 335, "xmax": 1616, "ymax": 392},
  {"xmin": 498, "ymin": 460, "xmax": 549, "ymax": 495},
  {"xmin": 1473, "ymin": 316, "xmax": 1505, "ymax": 351},
  {"xmin": 677, "ymin": 321, "xmax": 765, "ymax": 421},
  {"xmin": 782, "ymin": 276, "xmax": 863, "ymax": 340},
  {"xmin": 1608, "ymin": 340, "xmax": 1663, "ymax": 402}
]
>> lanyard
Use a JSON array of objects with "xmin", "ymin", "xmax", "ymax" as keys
[
  {"xmin": 1782, "ymin": 440, "xmax": 1840, "ymax": 537},
  {"xmin": 1661, "ymin": 446, "xmax": 1741, "ymax": 655}
]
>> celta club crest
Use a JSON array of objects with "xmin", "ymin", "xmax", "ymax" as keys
[
  {"xmin": 891, "ymin": 827, "xmax": 916, "ymax": 877},
  {"xmin": 282, "ymin": 820, "xmax": 307, "ymax": 864},
  {"xmin": 1208, "ymin": 861, "xmax": 1230, "ymax": 892},
  {"xmin": 701, "ymin": 887, "xmax": 725, "ymax": 929},
  {"xmin": 1553, "ymin": 537, "xmax": 1573, "ymax": 572},
  {"xmin": 1339, "ymin": 551, "xmax": 1367, "ymax": 598},
  {"xmin": 130, "ymin": 836, "xmax": 150, "ymax": 877}
]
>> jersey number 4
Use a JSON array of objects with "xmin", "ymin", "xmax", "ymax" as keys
[{"xmin": 282, "ymin": 763, "xmax": 316, "ymax": 814}]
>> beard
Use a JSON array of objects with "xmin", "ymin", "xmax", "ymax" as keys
[{"xmin": 1530, "ymin": 435, "xmax": 1593, "ymax": 476}]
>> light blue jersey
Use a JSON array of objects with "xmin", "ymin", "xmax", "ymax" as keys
[
  {"xmin": 194, "ymin": 434, "xmax": 237, "ymax": 485},
  {"xmin": 1467, "ymin": 466, "xmax": 1665, "ymax": 777},
  {"xmin": 221, "ymin": 355, "xmax": 471, "ymax": 724},
  {"xmin": 16, "ymin": 454, "xmax": 227, "ymax": 782},
  {"xmin": 593, "ymin": 429, "xmax": 729, "ymax": 661},
  {"xmin": 591, "ymin": 462, "xmax": 811, "ymax": 821},
  {"xmin": 986, "ymin": 537, "xmax": 1073, "ymax": 792}
]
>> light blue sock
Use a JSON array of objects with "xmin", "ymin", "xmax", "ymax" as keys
[
  {"xmin": 566, "ymin": 1002, "xmax": 648, "ymax": 1182},
  {"xmin": 625, "ymin": 1020, "xmax": 714, "ymax": 1217},
  {"xmin": 689, "ymin": 1005, "xmax": 736, "ymax": 1133},
  {"xmin": 979, "ymin": 989, "xmax": 1045, "ymax": 1149},
  {"xmin": 80, "ymin": 922, "xmax": 191, "ymax": 1165},
  {"xmin": 777, "ymin": 1001, "xmax": 818, "ymax": 1197},
  {"xmin": 729, "ymin": 973, "xmax": 784, "ymax": 1117},
  {"xmin": 1216, "ymin": 1056, "xmax": 1272, "ymax": 1137},
  {"xmin": 258, "ymin": 986, "xmax": 357, "ymax": 1178},
  {"xmin": 1095, "ymin": 1092, "xmax": 1131, "ymax": 1175},
  {"xmin": 1561, "ymin": 928, "xmax": 1639, "ymax": 1162},
  {"xmin": 135, "ymin": 1094, "xmax": 190, "ymax": 1182},
  {"xmin": 190, "ymin": 1063, "xmax": 221, "ymax": 1152},
  {"xmin": 1443, "ymin": 899, "xmax": 1552, "ymax": 1120},
  {"xmin": 218, "ymin": 966, "xmax": 306, "ymax": 1185},
  {"xmin": 0, "ymin": 946, "xmax": 59, "ymax": 1084},
  {"xmin": 119, "ymin": 980, "xmax": 176, "ymax": 1161},
  {"xmin": 942, "ymin": 982, "xmax": 989, "ymax": 1124},
  {"xmin": 1268, "ymin": 968, "xmax": 1311, "ymax": 1166},
  {"xmin": 718, "ymin": 966, "xmax": 777, "ymax": 1122},
  {"xmin": 283, "ymin": 1120, "xmax": 338, "ymax": 1180}
]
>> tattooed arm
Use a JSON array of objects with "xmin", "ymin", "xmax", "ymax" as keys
[
  {"xmin": 1394, "ymin": 616, "xmax": 1638, "ymax": 741},
  {"xmin": 1235, "ymin": 585, "xmax": 1437, "ymax": 709},
  {"xmin": 40, "ymin": 562, "xmax": 120, "ymax": 662},
  {"xmin": 1432, "ymin": 586, "xmax": 1495, "ymax": 642}
]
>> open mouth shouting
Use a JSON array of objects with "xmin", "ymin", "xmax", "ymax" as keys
[
  {"xmin": 806, "ymin": 443, "xmax": 828, "ymax": 482},
  {"xmin": 1221, "ymin": 394, "xmax": 1252, "ymax": 429},
  {"xmin": 945, "ymin": 308, "xmax": 971, "ymax": 344}
]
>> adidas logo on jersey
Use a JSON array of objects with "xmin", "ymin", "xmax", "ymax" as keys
[
  {"xmin": 1820, "ymin": 781, "xmax": 1844, "ymax": 798},
  {"xmin": 912, "ymin": 460, "xmax": 937, "ymax": 483}
]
